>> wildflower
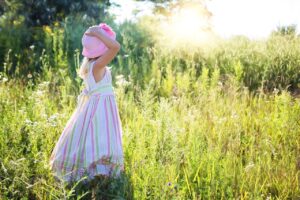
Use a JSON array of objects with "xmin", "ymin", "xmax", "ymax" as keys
[
  {"xmin": 18, "ymin": 109, "xmax": 25, "ymax": 114},
  {"xmin": 1, "ymin": 77, "xmax": 8, "ymax": 83},
  {"xmin": 25, "ymin": 119, "xmax": 32, "ymax": 124},
  {"xmin": 47, "ymin": 113, "xmax": 59, "ymax": 127},
  {"xmin": 32, "ymin": 122, "xmax": 38, "ymax": 127},
  {"xmin": 37, "ymin": 81, "xmax": 50, "ymax": 91},
  {"xmin": 244, "ymin": 161, "xmax": 255, "ymax": 172},
  {"xmin": 27, "ymin": 73, "xmax": 32, "ymax": 79},
  {"xmin": 13, "ymin": 20, "xmax": 21, "ymax": 26},
  {"xmin": 43, "ymin": 25, "xmax": 52, "ymax": 34},
  {"xmin": 116, "ymin": 74, "xmax": 124, "ymax": 80},
  {"xmin": 35, "ymin": 90, "xmax": 44, "ymax": 97},
  {"xmin": 273, "ymin": 87, "xmax": 279, "ymax": 94},
  {"xmin": 49, "ymin": 113, "xmax": 58, "ymax": 120},
  {"xmin": 266, "ymin": 194, "xmax": 272, "ymax": 200},
  {"xmin": 116, "ymin": 74, "xmax": 130, "ymax": 87},
  {"xmin": 216, "ymin": 116, "xmax": 226, "ymax": 124},
  {"xmin": 30, "ymin": 45, "xmax": 35, "ymax": 50},
  {"xmin": 231, "ymin": 111, "xmax": 238, "ymax": 119}
]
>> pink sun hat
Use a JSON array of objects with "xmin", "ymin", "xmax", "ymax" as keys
[{"xmin": 82, "ymin": 23, "xmax": 116, "ymax": 58}]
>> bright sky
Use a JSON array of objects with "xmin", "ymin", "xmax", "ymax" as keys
[{"xmin": 109, "ymin": 0, "xmax": 300, "ymax": 39}]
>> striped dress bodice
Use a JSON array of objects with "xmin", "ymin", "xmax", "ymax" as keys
[{"xmin": 84, "ymin": 61, "xmax": 112, "ymax": 91}]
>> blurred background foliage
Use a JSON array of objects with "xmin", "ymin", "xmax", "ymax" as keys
[
  {"xmin": 0, "ymin": 0, "xmax": 299, "ymax": 96},
  {"xmin": 0, "ymin": 0, "xmax": 299, "ymax": 95}
]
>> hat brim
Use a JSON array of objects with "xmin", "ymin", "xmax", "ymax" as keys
[{"xmin": 82, "ymin": 45, "xmax": 108, "ymax": 58}]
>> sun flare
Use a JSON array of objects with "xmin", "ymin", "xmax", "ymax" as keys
[{"xmin": 158, "ymin": 4, "xmax": 214, "ymax": 49}]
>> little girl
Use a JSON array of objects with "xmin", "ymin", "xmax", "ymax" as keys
[{"xmin": 49, "ymin": 23, "xmax": 125, "ymax": 183}]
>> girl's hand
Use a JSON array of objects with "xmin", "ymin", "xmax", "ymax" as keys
[{"xmin": 85, "ymin": 26, "xmax": 103, "ymax": 37}]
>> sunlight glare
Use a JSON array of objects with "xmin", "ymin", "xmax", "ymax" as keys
[{"xmin": 159, "ymin": 5, "xmax": 214, "ymax": 50}]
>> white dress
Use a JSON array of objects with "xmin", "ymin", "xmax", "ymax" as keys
[{"xmin": 49, "ymin": 61, "xmax": 125, "ymax": 183}]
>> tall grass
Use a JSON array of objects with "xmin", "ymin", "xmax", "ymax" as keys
[
  {"xmin": 0, "ymin": 47, "xmax": 299, "ymax": 199},
  {"xmin": 0, "ymin": 19, "xmax": 300, "ymax": 199}
]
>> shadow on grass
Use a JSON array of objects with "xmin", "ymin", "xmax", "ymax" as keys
[{"xmin": 63, "ymin": 170, "xmax": 134, "ymax": 200}]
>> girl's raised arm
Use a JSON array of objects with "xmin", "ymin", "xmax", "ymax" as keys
[{"xmin": 85, "ymin": 26, "xmax": 120, "ymax": 70}]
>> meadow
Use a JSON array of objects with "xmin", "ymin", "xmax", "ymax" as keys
[{"xmin": 0, "ymin": 17, "xmax": 300, "ymax": 199}]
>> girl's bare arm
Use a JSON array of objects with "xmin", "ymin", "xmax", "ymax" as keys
[{"xmin": 85, "ymin": 26, "xmax": 120, "ymax": 70}]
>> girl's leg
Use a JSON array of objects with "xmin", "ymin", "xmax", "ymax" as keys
[
  {"xmin": 90, "ymin": 177, "xmax": 98, "ymax": 200},
  {"xmin": 91, "ymin": 185, "xmax": 96, "ymax": 200}
]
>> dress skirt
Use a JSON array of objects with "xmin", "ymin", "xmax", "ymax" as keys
[{"xmin": 49, "ymin": 83, "xmax": 125, "ymax": 183}]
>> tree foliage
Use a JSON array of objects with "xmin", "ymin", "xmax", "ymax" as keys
[
  {"xmin": 271, "ymin": 24, "xmax": 298, "ymax": 37},
  {"xmin": 135, "ymin": 0, "xmax": 212, "ymax": 18},
  {"xmin": 0, "ymin": 0, "xmax": 111, "ymax": 26}
]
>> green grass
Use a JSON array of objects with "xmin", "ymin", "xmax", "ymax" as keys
[
  {"xmin": 0, "ymin": 19, "xmax": 300, "ymax": 199},
  {"xmin": 0, "ymin": 59, "xmax": 299, "ymax": 199}
]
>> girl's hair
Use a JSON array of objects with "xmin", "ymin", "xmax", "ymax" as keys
[
  {"xmin": 78, "ymin": 57, "xmax": 99, "ymax": 79},
  {"xmin": 78, "ymin": 57, "xmax": 90, "ymax": 79}
]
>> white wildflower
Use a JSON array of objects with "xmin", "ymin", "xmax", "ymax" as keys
[
  {"xmin": 48, "ymin": 113, "xmax": 59, "ymax": 121},
  {"xmin": 47, "ymin": 113, "xmax": 59, "ymax": 127},
  {"xmin": 35, "ymin": 90, "xmax": 44, "ymax": 97},
  {"xmin": 245, "ymin": 161, "xmax": 255, "ymax": 173},
  {"xmin": 116, "ymin": 74, "xmax": 130, "ymax": 87},
  {"xmin": 231, "ymin": 111, "xmax": 239, "ymax": 119},
  {"xmin": 2, "ymin": 77, "xmax": 8, "ymax": 83},
  {"xmin": 25, "ymin": 119, "xmax": 32, "ymax": 124}
]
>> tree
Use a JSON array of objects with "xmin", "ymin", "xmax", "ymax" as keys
[
  {"xmin": 134, "ymin": 0, "xmax": 212, "ymax": 18},
  {"xmin": 0, "ymin": 0, "xmax": 112, "ymax": 27},
  {"xmin": 271, "ymin": 24, "xmax": 298, "ymax": 37}
]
